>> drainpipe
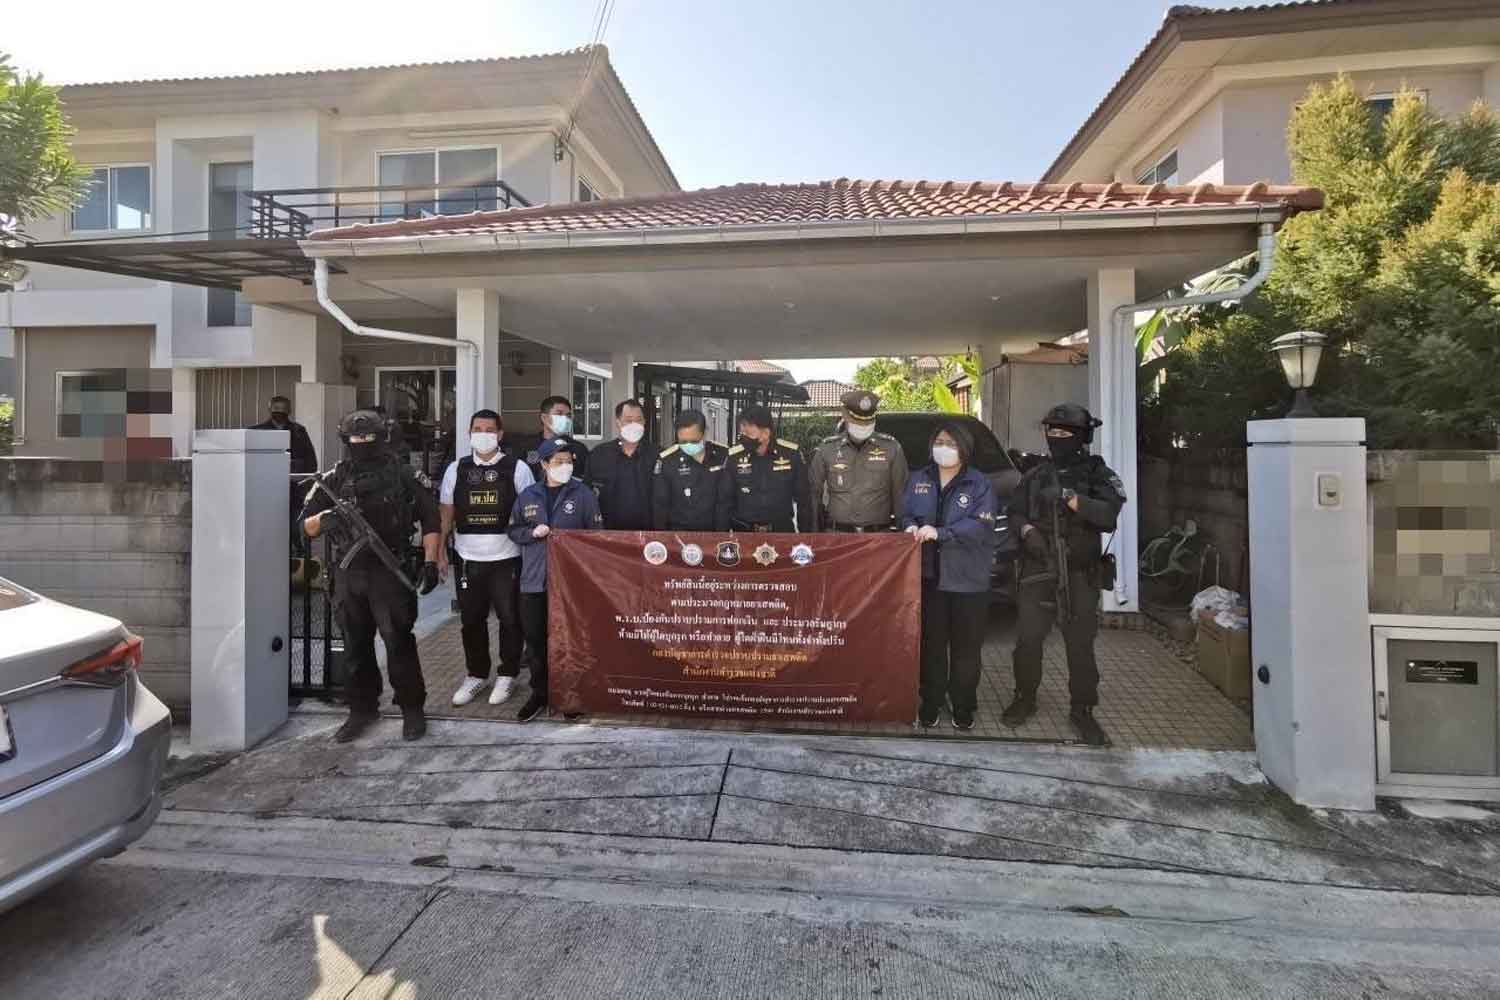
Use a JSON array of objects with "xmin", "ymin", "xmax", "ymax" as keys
[
  {"xmin": 1104, "ymin": 221, "xmax": 1278, "ymax": 609},
  {"xmin": 313, "ymin": 258, "xmax": 479, "ymax": 447}
]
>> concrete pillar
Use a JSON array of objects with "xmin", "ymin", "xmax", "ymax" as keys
[
  {"xmin": 169, "ymin": 367, "xmax": 196, "ymax": 459},
  {"xmin": 611, "ymin": 352, "xmax": 636, "ymax": 411},
  {"xmin": 455, "ymin": 289, "xmax": 502, "ymax": 444},
  {"xmin": 190, "ymin": 429, "xmax": 291, "ymax": 751},
  {"xmin": 295, "ymin": 380, "xmax": 355, "ymax": 472},
  {"xmin": 1246, "ymin": 417, "xmax": 1373, "ymax": 810},
  {"xmin": 1086, "ymin": 268, "xmax": 1139, "ymax": 613}
]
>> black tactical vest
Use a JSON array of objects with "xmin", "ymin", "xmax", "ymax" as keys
[
  {"xmin": 339, "ymin": 454, "xmax": 413, "ymax": 551},
  {"xmin": 453, "ymin": 455, "xmax": 518, "ymax": 535}
]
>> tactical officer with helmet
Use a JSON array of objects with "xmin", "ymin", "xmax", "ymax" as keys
[
  {"xmin": 1002, "ymin": 403, "xmax": 1126, "ymax": 746},
  {"xmin": 722, "ymin": 404, "xmax": 813, "ymax": 532},
  {"xmin": 810, "ymin": 389, "xmax": 910, "ymax": 532},
  {"xmin": 302, "ymin": 409, "xmax": 443, "ymax": 743}
]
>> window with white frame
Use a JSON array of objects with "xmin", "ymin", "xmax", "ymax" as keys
[
  {"xmin": 377, "ymin": 148, "xmax": 499, "ymax": 219},
  {"xmin": 577, "ymin": 177, "xmax": 599, "ymax": 202},
  {"xmin": 572, "ymin": 372, "xmax": 604, "ymax": 438},
  {"xmin": 1136, "ymin": 150, "xmax": 1178, "ymax": 186},
  {"xmin": 72, "ymin": 165, "xmax": 152, "ymax": 232},
  {"xmin": 1367, "ymin": 90, "xmax": 1427, "ymax": 128}
]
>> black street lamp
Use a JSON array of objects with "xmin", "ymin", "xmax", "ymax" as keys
[{"xmin": 1270, "ymin": 330, "xmax": 1327, "ymax": 418}]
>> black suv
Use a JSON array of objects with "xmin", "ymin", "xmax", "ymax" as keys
[{"xmin": 875, "ymin": 412, "xmax": 1023, "ymax": 601}]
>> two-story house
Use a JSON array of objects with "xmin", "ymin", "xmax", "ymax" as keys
[
  {"xmin": 1, "ymin": 47, "xmax": 677, "ymax": 468},
  {"xmin": 1044, "ymin": 0, "xmax": 1500, "ymax": 187}
]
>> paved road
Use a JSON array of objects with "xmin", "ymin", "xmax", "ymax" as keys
[{"xmin": 5, "ymin": 715, "xmax": 1500, "ymax": 999}]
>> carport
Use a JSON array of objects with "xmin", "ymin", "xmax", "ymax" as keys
[{"xmin": 268, "ymin": 178, "xmax": 1319, "ymax": 613}]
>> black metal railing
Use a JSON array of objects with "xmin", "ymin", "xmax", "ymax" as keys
[
  {"xmin": 289, "ymin": 474, "xmax": 343, "ymax": 699},
  {"xmin": 249, "ymin": 180, "xmax": 532, "ymax": 239}
]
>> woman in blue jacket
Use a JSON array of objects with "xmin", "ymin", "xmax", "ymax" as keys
[
  {"xmin": 508, "ymin": 438, "xmax": 602, "ymax": 722},
  {"xmin": 900, "ymin": 422, "xmax": 998, "ymax": 730}
]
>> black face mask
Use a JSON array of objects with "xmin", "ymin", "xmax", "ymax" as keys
[
  {"xmin": 738, "ymin": 433, "xmax": 761, "ymax": 452},
  {"xmin": 269, "ymin": 413, "xmax": 289, "ymax": 427},
  {"xmin": 348, "ymin": 441, "xmax": 383, "ymax": 463},
  {"xmin": 1047, "ymin": 435, "xmax": 1085, "ymax": 465}
]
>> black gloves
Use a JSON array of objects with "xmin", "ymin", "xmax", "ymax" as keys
[{"xmin": 418, "ymin": 561, "xmax": 440, "ymax": 595}]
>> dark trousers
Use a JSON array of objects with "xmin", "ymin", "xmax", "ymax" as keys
[
  {"xmin": 1013, "ymin": 570, "xmax": 1100, "ymax": 707},
  {"xmin": 520, "ymin": 592, "xmax": 549, "ymax": 704},
  {"xmin": 337, "ymin": 557, "xmax": 425, "ymax": 713},
  {"xmin": 457, "ymin": 556, "xmax": 523, "ymax": 680},
  {"xmin": 919, "ymin": 582, "xmax": 989, "ymax": 718}
]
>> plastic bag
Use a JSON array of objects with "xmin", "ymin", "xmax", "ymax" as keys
[{"xmin": 1192, "ymin": 585, "xmax": 1249, "ymax": 631}]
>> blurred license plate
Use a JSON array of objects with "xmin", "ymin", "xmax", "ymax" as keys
[{"xmin": 0, "ymin": 705, "xmax": 11, "ymax": 758}]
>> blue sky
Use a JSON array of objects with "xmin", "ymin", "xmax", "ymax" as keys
[{"xmin": 9, "ymin": 0, "xmax": 1223, "ymax": 380}]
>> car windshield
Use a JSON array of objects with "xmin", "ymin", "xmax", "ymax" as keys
[
  {"xmin": 877, "ymin": 415, "xmax": 1014, "ymax": 475},
  {"xmin": 0, "ymin": 578, "xmax": 39, "ymax": 612}
]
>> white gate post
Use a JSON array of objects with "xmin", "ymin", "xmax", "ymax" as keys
[
  {"xmin": 1247, "ymin": 417, "xmax": 1374, "ymax": 810},
  {"xmin": 190, "ymin": 429, "xmax": 291, "ymax": 751}
]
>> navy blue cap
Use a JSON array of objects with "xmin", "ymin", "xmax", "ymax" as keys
[{"xmin": 536, "ymin": 438, "xmax": 575, "ymax": 461}]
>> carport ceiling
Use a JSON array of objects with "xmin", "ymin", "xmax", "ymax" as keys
[{"xmin": 312, "ymin": 227, "xmax": 1260, "ymax": 360}]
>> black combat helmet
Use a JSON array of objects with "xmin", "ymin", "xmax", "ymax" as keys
[
  {"xmin": 338, "ymin": 409, "xmax": 387, "ymax": 444},
  {"xmin": 1042, "ymin": 403, "xmax": 1103, "ymax": 444}
]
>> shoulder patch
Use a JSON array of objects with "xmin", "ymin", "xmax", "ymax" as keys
[
  {"xmin": 659, "ymin": 444, "xmax": 680, "ymax": 457},
  {"xmin": 726, "ymin": 444, "xmax": 745, "ymax": 456},
  {"xmin": 777, "ymin": 438, "xmax": 799, "ymax": 451},
  {"xmin": 1108, "ymin": 475, "xmax": 1126, "ymax": 494}
]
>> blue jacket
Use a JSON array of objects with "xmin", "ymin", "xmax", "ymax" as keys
[
  {"xmin": 900, "ymin": 464, "xmax": 997, "ymax": 593},
  {"xmin": 507, "ymin": 479, "xmax": 603, "ymax": 593}
]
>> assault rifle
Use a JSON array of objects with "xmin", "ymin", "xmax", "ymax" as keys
[
  {"xmin": 304, "ymin": 471, "xmax": 418, "ymax": 595},
  {"xmin": 1049, "ymin": 467, "xmax": 1073, "ymax": 625}
]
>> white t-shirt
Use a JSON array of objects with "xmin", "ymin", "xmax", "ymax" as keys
[{"xmin": 440, "ymin": 452, "xmax": 534, "ymax": 563}]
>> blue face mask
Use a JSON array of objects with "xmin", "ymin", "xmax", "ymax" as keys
[
  {"xmin": 679, "ymin": 441, "xmax": 705, "ymax": 457},
  {"xmin": 548, "ymin": 413, "xmax": 573, "ymax": 437}
]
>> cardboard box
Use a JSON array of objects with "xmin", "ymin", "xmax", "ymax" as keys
[{"xmin": 1196, "ymin": 615, "xmax": 1251, "ymax": 700}]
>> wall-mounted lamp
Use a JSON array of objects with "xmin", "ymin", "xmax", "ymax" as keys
[{"xmin": 1269, "ymin": 330, "xmax": 1327, "ymax": 418}]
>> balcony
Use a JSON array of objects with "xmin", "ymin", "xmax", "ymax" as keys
[
  {"xmin": 3, "ymin": 181, "xmax": 534, "ymax": 290},
  {"xmin": 248, "ymin": 180, "xmax": 533, "ymax": 239}
]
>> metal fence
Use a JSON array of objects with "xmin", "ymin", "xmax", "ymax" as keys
[{"xmin": 289, "ymin": 476, "xmax": 343, "ymax": 699}]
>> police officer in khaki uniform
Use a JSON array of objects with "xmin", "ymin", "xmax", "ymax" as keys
[{"xmin": 810, "ymin": 389, "xmax": 910, "ymax": 532}]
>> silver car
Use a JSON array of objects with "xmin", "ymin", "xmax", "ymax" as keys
[{"xmin": 0, "ymin": 576, "xmax": 171, "ymax": 912}]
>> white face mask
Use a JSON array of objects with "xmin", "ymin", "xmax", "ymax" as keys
[
  {"xmin": 932, "ymin": 445, "xmax": 960, "ymax": 468},
  {"xmin": 620, "ymin": 422, "xmax": 645, "ymax": 443},
  {"xmin": 470, "ymin": 431, "xmax": 499, "ymax": 454},
  {"xmin": 548, "ymin": 413, "xmax": 573, "ymax": 437},
  {"xmin": 847, "ymin": 422, "xmax": 875, "ymax": 443},
  {"xmin": 548, "ymin": 463, "xmax": 574, "ymax": 485}
]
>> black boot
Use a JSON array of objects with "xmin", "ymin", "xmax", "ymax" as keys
[
  {"xmin": 333, "ymin": 711, "xmax": 377, "ymax": 743},
  {"xmin": 401, "ymin": 706, "xmax": 427, "ymax": 742},
  {"xmin": 517, "ymin": 693, "xmax": 547, "ymax": 723},
  {"xmin": 1069, "ymin": 705, "xmax": 1108, "ymax": 747},
  {"xmin": 1001, "ymin": 694, "xmax": 1037, "ymax": 728}
]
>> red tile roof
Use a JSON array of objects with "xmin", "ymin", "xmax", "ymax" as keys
[
  {"xmin": 794, "ymin": 379, "xmax": 857, "ymax": 408},
  {"xmin": 307, "ymin": 178, "xmax": 1321, "ymax": 243},
  {"xmin": 732, "ymin": 360, "xmax": 792, "ymax": 376}
]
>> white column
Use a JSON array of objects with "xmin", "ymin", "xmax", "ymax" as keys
[
  {"xmin": 455, "ymin": 289, "xmax": 502, "ymax": 444},
  {"xmin": 169, "ymin": 367, "xmax": 196, "ymax": 459},
  {"xmin": 190, "ymin": 429, "xmax": 291, "ymax": 751},
  {"xmin": 295, "ymin": 380, "xmax": 355, "ymax": 472},
  {"xmin": 611, "ymin": 352, "xmax": 636, "ymax": 410},
  {"xmin": 1086, "ymin": 268, "xmax": 1138, "ymax": 612},
  {"xmin": 1247, "ymin": 418, "xmax": 1373, "ymax": 810}
]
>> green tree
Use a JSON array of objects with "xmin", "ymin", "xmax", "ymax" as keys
[
  {"xmin": 1145, "ymin": 77, "xmax": 1500, "ymax": 452},
  {"xmin": 852, "ymin": 355, "xmax": 962, "ymax": 412},
  {"xmin": 1, "ymin": 53, "xmax": 90, "ymax": 286}
]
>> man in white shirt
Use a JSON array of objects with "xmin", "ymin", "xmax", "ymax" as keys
[{"xmin": 439, "ymin": 409, "xmax": 535, "ymax": 706}]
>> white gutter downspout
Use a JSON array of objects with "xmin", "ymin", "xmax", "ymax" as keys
[
  {"xmin": 1104, "ymin": 221, "xmax": 1278, "ymax": 610},
  {"xmin": 314, "ymin": 258, "xmax": 480, "ymax": 447}
]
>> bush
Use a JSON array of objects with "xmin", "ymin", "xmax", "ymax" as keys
[
  {"xmin": 775, "ymin": 413, "xmax": 838, "ymax": 453},
  {"xmin": 0, "ymin": 398, "xmax": 12, "ymax": 455}
]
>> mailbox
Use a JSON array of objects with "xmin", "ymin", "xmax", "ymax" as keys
[{"xmin": 1373, "ymin": 626, "xmax": 1500, "ymax": 800}]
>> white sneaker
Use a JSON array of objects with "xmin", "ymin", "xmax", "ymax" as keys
[
  {"xmin": 452, "ymin": 677, "xmax": 488, "ymax": 706},
  {"xmin": 489, "ymin": 676, "xmax": 516, "ymax": 705}
]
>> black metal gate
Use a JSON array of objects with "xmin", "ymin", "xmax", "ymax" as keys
[{"xmin": 289, "ymin": 479, "xmax": 344, "ymax": 699}]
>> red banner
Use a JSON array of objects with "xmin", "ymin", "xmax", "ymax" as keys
[{"xmin": 548, "ymin": 531, "xmax": 920, "ymax": 723}]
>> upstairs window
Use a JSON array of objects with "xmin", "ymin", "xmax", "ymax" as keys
[
  {"xmin": 72, "ymin": 165, "xmax": 152, "ymax": 232},
  {"xmin": 1367, "ymin": 90, "xmax": 1427, "ymax": 129},
  {"xmin": 577, "ymin": 177, "xmax": 600, "ymax": 202},
  {"xmin": 1136, "ymin": 150, "xmax": 1179, "ymax": 186},
  {"xmin": 378, "ymin": 148, "xmax": 499, "ymax": 219}
]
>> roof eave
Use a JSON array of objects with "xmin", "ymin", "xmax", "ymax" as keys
[{"xmin": 298, "ymin": 203, "xmax": 1293, "ymax": 260}]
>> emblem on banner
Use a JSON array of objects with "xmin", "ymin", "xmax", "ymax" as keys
[
  {"xmin": 790, "ymin": 543, "xmax": 814, "ymax": 566},
  {"xmin": 716, "ymin": 540, "xmax": 741, "ymax": 567},
  {"xmin": 643, "ymin": 541, "xmax": 669, "ymax": 566},
  {"xmin": 484, "ymin": 469, "xmax": 499, "ymax": 482},
  {"xmin": 681, "ymin": 543, "xmax": 703, "ymax": 566},
  {"xmin": 753, "ymin": 543, "xmax": 779, "ymax": 567}
]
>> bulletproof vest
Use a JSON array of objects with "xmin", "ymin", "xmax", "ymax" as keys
[
  {"xmin": 339, "ymin": 454, "xmax": 413, "ymax": 551},
  {"xmin": 453, "ymin": 455, "xmax": 518, "ymax": 535}
]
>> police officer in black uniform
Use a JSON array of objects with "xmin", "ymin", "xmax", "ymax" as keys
[
  {"xmin": 1002, "ymin": 403, "xmax": 1126, "ymax": 746},
  {"xmin": 722, "ymin": 404, "xmax": 813, "ymax": 532},
  {"xmin": 302, "ymin": 410, "xmax": 442, "ymax": 743},
  {"xmin": 652, "ymin": 409, "xmax": 730, "ymax": 530}
]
